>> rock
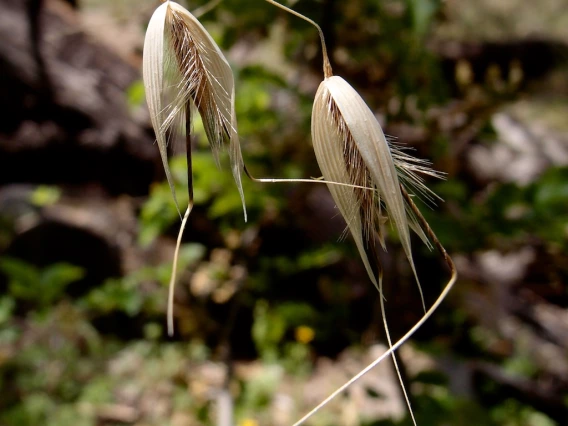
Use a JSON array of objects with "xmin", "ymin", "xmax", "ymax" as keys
[{"xmin": 0, "ymin": 0, "xmax": 160, "ymax": 196}]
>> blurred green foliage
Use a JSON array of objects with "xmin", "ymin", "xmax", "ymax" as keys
[
  {"xmin": 426, "ymin": 166, "xmax": 568, "ymax": 252},
  {"xmin": 0, "ymin": 258, "xmax": 84, "ymax": 309}
]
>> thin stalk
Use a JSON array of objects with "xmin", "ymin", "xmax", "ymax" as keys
[
  {"xmin": 292, "ymin": 186, "xmax": 457, "ymax": 426},
  {"xmin": 243, "ymin": 164, "xmax": 377, "ymax": 192},
  {"xmin": 186, "ymin": 103, "xmax": 194, "ymax": 206},
  {"xmin": 244, "ymin": 1, "xmax": 336, "ymax": 186},
  {"xmin": 167, "ymin": 204, "xmax": 192, "ymax": 336},
  {"xmin": 264, "ymin": 0, "xmax": 332, "ymax": 78},
  {"xmin": 368, "ymin": 239, "xmax": 417, "ymax": 426},
  {"xmin": 378, "ymin": 266, "xmax": 417, "ymax": 426},
  {"xmin": 193, "ymin": 0, "xmax": 222, "ymax": 17},
  {"xmin": 401, "ymin": 185, "xmax": 453, "ymax": 263},
  {"xmin": 167, "ymin": 103, "xmax": 195, "ymax": 336}
]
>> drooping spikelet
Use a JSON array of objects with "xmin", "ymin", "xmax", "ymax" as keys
[
  {"xmin": 143, "ymin": 0, "xmax": 246, "ymax": 220},
  {"xmin": 312, "ymin": 75, "xmax": 443, "ymax": 307},
  {"xmin": 143, "ymin": 0, "xmax": 247, "ymax": 336}
]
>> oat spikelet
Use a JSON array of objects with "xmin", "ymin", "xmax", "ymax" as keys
[
  {"xmin": 143, "ymin": 0, "xmax": 246, "ymax": 220},
  {"xmin": 313, "ymin": 76, "xmax": 430, "ymax": 309},
  {"xmin": 143, "ymin": 0, "xmax": 247, "ymax": 336}
]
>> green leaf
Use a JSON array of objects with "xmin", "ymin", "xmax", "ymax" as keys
[
  {"xmin": 0, "ymin": 257, "xmax": 40, "ymax": 299},
  {"xmin": 0, "ymin": 258, "xmax": 84, "ymax": 307},
  {"xmin": 406, "ymin": 0, "xmax": 440, "ymax": 38},
  {"xmin": 252, "ymin": 300, "xmax": 286, "ymax": 360}
]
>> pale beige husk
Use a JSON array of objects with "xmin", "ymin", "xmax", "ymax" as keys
[
  {"xmin": 312, "ymin": 76, "xmax": 433, "ymax": 426},
  {"xmin": 312, "ymin": 75, "xmax": 430, "ymax": 306},
  {"xmin": 143, "ymin": 0, "xmax": 246, "ymax": 220},
  {"xmin": 312, "ymin": 80, "xmax": 379, "ymax": 289}
]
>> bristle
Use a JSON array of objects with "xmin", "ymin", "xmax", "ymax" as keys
[
  {"xmin": 323, "ymin": 82, "xmax": 442, "ymax": 252},
  {"xmin": 390, "ymin": 144, "xmax": 444, "ymax": 207},
  {"xmin": 165, "ymin": 7, "xmax": 225, "ymax": 162},
  {"xmin": 325, "ymin": 92, "xmax": 378, "ymax": 244},
  {"xmin": 323, "ymin": 75, "xmax": 429, "ymax": 311}
]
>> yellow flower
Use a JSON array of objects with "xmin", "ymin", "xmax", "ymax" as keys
[
  {"xmin": 239, "ymin": 419, "xmax": 259, "ymax": 426},
  {"xmin": 295, "ymin": 325, "xmax": 315, "ymax": 344}
]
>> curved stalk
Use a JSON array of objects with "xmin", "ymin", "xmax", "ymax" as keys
[
  {"xmin": 244, "ymin": 164, "xmax": 379, "ymax": 192},
  {"xmin": 167, "ymin": 204, "xmax": 192, "ymax": 336},
  {"xmin": 168, "ymin": 104, "xmax": 194, "ymax": 336},
  {"xmin": 264, "ymin": 0, "xmax": 332, "ymax": 78},
  {"xmin": 292, "ymin": 186, "xmax": 457, "ymax": 425},
  {"xmin": 379, "ymin": 276, "xmax": 418, "ymax": 426}
]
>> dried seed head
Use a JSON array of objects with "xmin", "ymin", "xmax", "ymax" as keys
[
  {"xmin": 312, "ymin": 76, "xmax": 442, "ymax": 307},
  {"xmin": 311, "ymin": 79, "xmax": 378, "ymax": 287},
  {"xmin": 143, "ymin": 0, "xmax": 246, "ymax": 220},
  {"xmin": 263, "ymin": 1, "xmax": 442, "ymax": 296},
  {"xmin": 143, "ymin": 0, "xmax": 248, "ymax": 336}
]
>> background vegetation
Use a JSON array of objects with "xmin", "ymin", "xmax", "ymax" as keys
[{"xmin": 0, "ymin": 0, "xmax": 567, "ymax": 425}]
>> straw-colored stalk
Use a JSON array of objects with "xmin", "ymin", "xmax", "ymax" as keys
[{"xmin": 143, "ymin": 0, "xmax": 246, "ymax": 335}]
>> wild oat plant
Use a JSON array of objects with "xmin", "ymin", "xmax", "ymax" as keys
[{"xmin": 143, "ymin": 1, "xmax": 457, "ymax": 424}]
